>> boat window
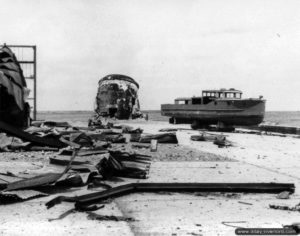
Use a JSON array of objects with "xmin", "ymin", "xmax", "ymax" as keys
[
  {"xmin": 235, "ymin": 93, "xmax": 241, "ymax": 98},
  {"xmin": 226, "ymin": 93, "xmax": 234, "ymax": 98},
  {"xmin": 219, "ymin": 93, "xmax": 224, "ymax": 98},
  {"xmin": 192, "ymin": 98, "xmax": 202, "ymax": 104},
  {"xmin": 177, "ymin": 100, "xmax": 187, "ymax": 105}
]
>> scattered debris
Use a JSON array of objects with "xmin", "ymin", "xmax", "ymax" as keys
[
  {"xmin": 150, "ymin": 139, "xmax": 158, "ymax": 152},
  {"xmin": 119, "ymin": 125, "xmax": 143, "ymax": 134},
  {"xmin": 139, "ymin": 132, "xmax": 178, "ymax": 144},
  {"xmin": 222, "ymin": 221, "xmax": 247, "ymax": 228},
  {"xmin": 276, "ymin": 191, "xmax": 290, "ymax": 199},
  {"xmin": 213, "ymin": 135, "xmax": 232, "ymax": 148},
  {"xmin": 259, "ymin": 124, "xmax": 300, "ymax": 135},
  {"xmin": 87, "ymin": 132, "xmax": 126, "ymax": 143},
  {"xmin": 3, "ymin": 150, "xmax": 77, "ymax": 191},
  {"xmin": 130, "ymin": 133, "xmax": 142, "ymax": 142},
  {"xmin": 0, "ymin": 133, "xmax": 13, "ymax": 151},
  {"xmin": 283, "ymin": 223, "xmax": 300, "ymax": 234},
  {"xmin": 159, "ymin": 128, "xmax": 178, "ymax": 132},
  {"xmin": 238, "ymin": 201, "xmax": 253, "ymax": 205},
  {"xmin": 48, "ymin": 205, "xmax": 105, "ymax": 222},
  {"xmin": 48, "ymin": 208, "xmax": 76, "ymax": 222},
  {"xmin": 55, "ymin": 173, "xmax": 84, "ymax": 187},
  {"xmin": 269, "ymin": 203, "xmax": 300, "ymax": 212},
  {"xmin": 0, "ymin": 189, "xmax": 48, "ymax": 204},
  {"xmin": 191, "ymin": 134, "xmax": 206, "ymax": 141},
  {"xmin": 86, "ymin": 212, "xmax": 135, "ymax": 222},
  {"xmin": 97, "ymin": 150, "xmax": 152, "ymax": 179},
  {"xmin": 131, "ymin": 143, "xmax": 150, "ymax": 149},
  {"xmin": 191, "ymin": 132, "xmax": 232, "ymax": 147},
  {"xmin": 0, "ymin": 121, "xmax": 64, "ymax": 148},
  {"xmin": 49, "ymin": 156, "xmax": 91, "ymax": 166}
]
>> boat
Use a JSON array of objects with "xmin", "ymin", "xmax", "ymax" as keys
[
  {"xmin": 161, "ymin": 88, "xmax": 266, "ymax": 130},
  {"xmin": 0, "ymin": 45, "xmax": 30, "ymax": 127}
]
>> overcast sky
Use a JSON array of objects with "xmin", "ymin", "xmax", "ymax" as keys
[{"xmin": 1, "ymin": 0, "xmax": 300, "ymax": 111}]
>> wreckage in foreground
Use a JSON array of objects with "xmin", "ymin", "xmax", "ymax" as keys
[
  {"xmin": 0, "ymin": 45, "xmax": 30, "ymax": 127},
  {"xmin": 94, "ymin": 74, "xmax": 142, "ymax": 119}
]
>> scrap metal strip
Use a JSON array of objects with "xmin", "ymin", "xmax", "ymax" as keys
[{"xmin": 72, "ymin": 182, "xmax": 295, "ymax": 208}]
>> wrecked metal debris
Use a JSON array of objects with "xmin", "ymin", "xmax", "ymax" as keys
[
  {"xmin": 191, "ymin": 133, "xmax": 232, "ymax": 147},
  {"xmin": 159, "ymin": 128, "xmax": 178, "ymax": 132},
  {"xmin": 45, "ymin": 182, "xmax": 295, "ymax": 209},
  {"xmin": 87, "ymin": 212, "xmax": 135, "ymax": 222},
  {"xmin": 48, "ymin": 206, "xmax": 134, "ymax": 222},
  {"xmin": 59, "ymin": 148, "xmax": 108, "ymax": 156},
  {"xmin": 213, "ymin": 135, "xmax": 232, "ymax": 147},
  {"xmin": 0, "ymin": 189, "xmax": 48, "ymax": 204},
  {"xmin": 87, "ymin": 132, "xmax": 126, "ymax": 143},
  {"xmin": 131, "ymin": 143, "xmax": 150, "ymax": 149},
  {"xmin": 74, "ymin": 182, "xmax": 295, "ymax": 207},
  {"xmin": 191, "ymin": 134, "xmax": 206, "ymax": 141},
  {"xmin": 96, "ymin": 151, "xmax": 151, "ymax": 179},
  {"xmin": 0, "ymin": 120, "xmax": 64, "ymax": 148},
  {"xmin": 259, "ymin": 124, "xmax": 300, "ymax": 135},
  {"xmin": 0, "ymin": 45, "xmax": 30, "ymax": 127},
  {"xmin": 269, "ymin": 203, "xmax": 300, "ymax": 212},
  {"xmin": 139, "ymin": 132, "xmax": 178, "ymax": 144},
  {"xmin": 3, "ymin": 150, "xmax": 77, "ymax": 191},
  {"xmin": 221, "ymin": 221, "xmax": 247, "ymax": 228},
  {"xmin": 49, "ymin": 156, "xmax": 92, "ymax": 166},
  {"xmin": 94, "ymin": 74, "xmax": 143, "ymax": 119}
]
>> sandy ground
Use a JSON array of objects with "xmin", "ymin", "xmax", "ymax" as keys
[{"xmin": 0, "ymin": 120, "xmax": 300, "ymax": 235}]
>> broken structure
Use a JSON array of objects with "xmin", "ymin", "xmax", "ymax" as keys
[
  {"xmin": 94, "ymin": 74, "xmax": 142, "ymax": 119},
  {"xmin": 0, "ymin": 45, "xmax": 30, "ymax": 127}
]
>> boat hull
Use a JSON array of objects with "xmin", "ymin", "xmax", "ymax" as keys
[{"xmin": 161, "ymin": 99, "xmax": 265, "ymax": 126}]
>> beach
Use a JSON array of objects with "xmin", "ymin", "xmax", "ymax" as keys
[
  {"xmin": 0, "ymin": 116, "xmax": 299, "ymax": 235},
  {"xmin": 37, "ymin": 110, "xmax": 300, "ymax": 127}
]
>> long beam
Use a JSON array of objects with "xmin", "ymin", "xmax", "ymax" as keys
[{"xmin": 45, "ymin": 182, "xmax": 295, "ymax": 209}]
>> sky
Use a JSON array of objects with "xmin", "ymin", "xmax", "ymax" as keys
[{"xmin": 1, "ymin": 0, "xmax": 300, "ymax": 111}]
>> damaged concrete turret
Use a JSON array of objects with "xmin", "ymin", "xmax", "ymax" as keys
[{"xmin": 94, "ymin": 74, "xmax": 142, "ymax": 119}]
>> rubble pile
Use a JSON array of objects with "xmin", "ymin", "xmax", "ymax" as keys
[
  {"xmin": 0, "ymin": 119, "xmax": 180, "ymax": 206},
  {"xmin": 191, "ymin": 132, "xmax": 233, "ymax": 147}
]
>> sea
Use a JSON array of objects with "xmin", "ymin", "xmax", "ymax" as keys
[{"xmin": 37, "ymin": 110, "xmax": 300, "ymax": 127}]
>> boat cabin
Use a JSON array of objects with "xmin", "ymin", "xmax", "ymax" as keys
[
  {"xmin": 174, "ymin": 89, "xmax": 243, "ymax": 105},
  {"xmin": 202, "ymin": 88, "xmax": 242, "ymax": 99},
  {"xmin": 175, "ymin": 97, "xmax": 192, "ymax": 105}
]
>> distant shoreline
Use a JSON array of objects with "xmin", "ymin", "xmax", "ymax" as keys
[
  {"xmin": 37, "ymin": 110, "xmax": 300, "ymax": 113},
  {"xmin": 36, "ymin": 110, "xmax": 300, "ymax": 127}
]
